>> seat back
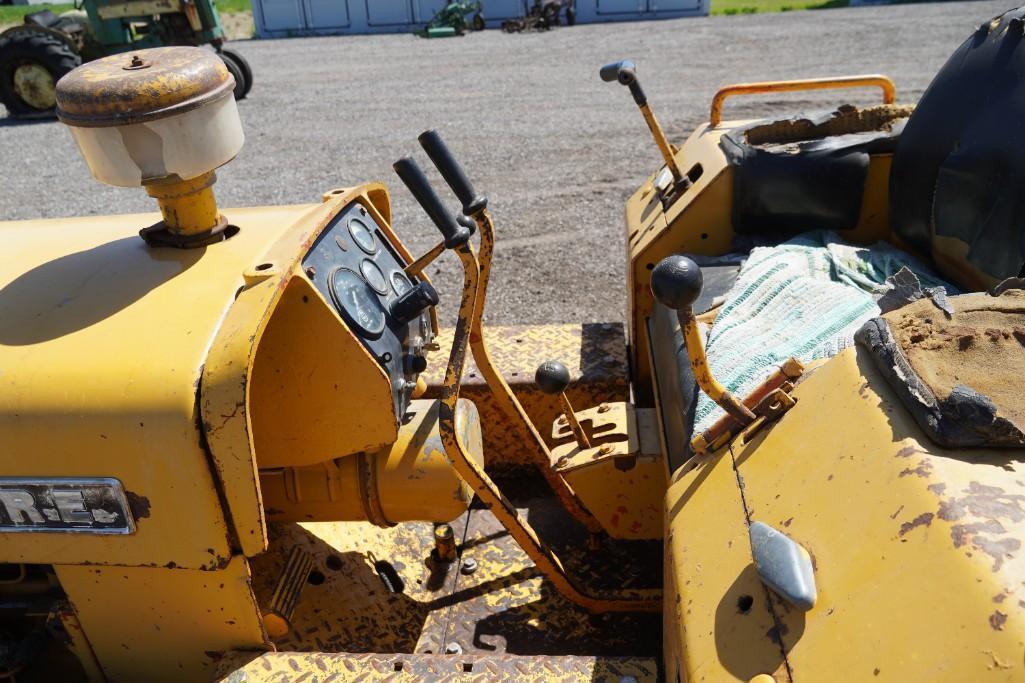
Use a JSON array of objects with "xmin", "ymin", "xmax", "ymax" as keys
[{"xmin": 890, "ymin": 6, "xmax": 1025, "ymax": 290}]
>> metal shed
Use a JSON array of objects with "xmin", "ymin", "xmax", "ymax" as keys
[{"xmin": 253, "ymin": 0, "xmax": 708, "ymax": 38}]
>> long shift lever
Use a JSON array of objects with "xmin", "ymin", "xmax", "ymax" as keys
[
  {"xmin": 650, "ymin": 255, "xmax": 756, "ymax": 425},
  {"xmin": 600, "ymin": 59, "xmax": 687, "ymax": 190},
  {"xmin": 393, "ymin": 156, "xmax": 471, "ymax": 249},
  {"xmin": 394, "ymin": 131, "xmax": 659, "ymax": 613},
  {"xmin": 418, "ymin": 129, "xmax": 488, "ymax": 217}
]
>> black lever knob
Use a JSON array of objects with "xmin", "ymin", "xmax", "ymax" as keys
[
  {"xmin": 650, "ymin": 255, "xmax": 703, "ymax": 311},
  {"xmin": 535, "ymin": 360, "xmax": 571, "ymax": 395},
  {"xmin": 600, "ymin": 59, "xmax": 636, "ymax": 85},
  {"xmin": 391, "ymin": 281, "xmax": 439, "ymax": 324},
  {"xmin": 393, "ymin": 156, "xmax": 470, "ymax": 249},
  {"xmin": 418, "ymin": 129, "xmax": 488, "ymax": 216},
  {"xmin": 600, "ymin": 59, "xmax": 646, "ymax": 106}
]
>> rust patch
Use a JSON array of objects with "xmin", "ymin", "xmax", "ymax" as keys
[
  {"xmin": 125, "ymin": 491, "xmax": 151, "ymax": 519},
  {"xmin": 895, "ymin": 445, "xmax": 921, "ymax": 458},
  {"xmin": 950, "ymin": 520, "xmax": 1021, "ymax": 571},
  {"xmin": 899, "ymin": 512, "xmax": 934, "ymax": 536},
  {"xmin": 899, "ymin": 460, "xmax": 933, "ymax": 478},
  {"xmin": 993, "ymin": 592, "xmax": 1007, "ymax": 603},
  {"xmin": 989, "ymin": 610, "xmax": 1007, "ymax": 631},
  {"xmin": 890, "ymin": 505, "xmax": 905, "ymax": 520},
  {"xmin": 928, "ymin": 483, "xmax": 946, "ymax": 495}
]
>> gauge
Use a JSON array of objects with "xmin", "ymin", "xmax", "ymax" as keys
[
  {"xmin": 360, "ymin": 259, "xmax": 388, "ymax": 294},
  {"xmin": 329, "ymin": 268, "xmax": 386, "ymax": 338},
  {"xmin": 391, "ymin": 270, "xmax": 413, "ymax": 297},
  {"xmin": 348, "ymin": 217, "xmax": 377, "ymax": 254}
]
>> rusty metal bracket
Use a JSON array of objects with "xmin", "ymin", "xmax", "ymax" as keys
[{"xmin": 690, "ymin": 358, "xmax": 804, "ymax": 456}]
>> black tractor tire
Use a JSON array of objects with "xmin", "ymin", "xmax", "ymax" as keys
[
  {"xmin": 221, "ymin": 48, "xmax": 252, "ymax": 98},
  {"xmin": 0, "ymin": 29, "xmax": 80, "ymax": 117},
  {"xmin": 218, "ymin": 51, "xmax": 247, "ymax": 101},
  {"xmin": 565, "ymin": 6, "xmax": 577, "ymax": 25},
  {"xmin": 472, "ymin": 13, "xmax": 486, "ymax": 31}
]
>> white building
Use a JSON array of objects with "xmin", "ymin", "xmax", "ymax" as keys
[{"xmin": 253, "ymin": 0, "xmax": 708, "ymax": 38}]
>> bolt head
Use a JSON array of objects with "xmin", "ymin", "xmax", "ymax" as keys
[
  {"xmin": 460, "ymin": 557, "xmax": 477, "ymax": 574},
  {"xmin": 445, "ymin": 642, "xmax": 463, "ymax": 655}
]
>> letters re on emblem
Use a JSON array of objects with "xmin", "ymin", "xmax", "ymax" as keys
[{"xmin": 0, "ymin": 478, "xmax": 135, "ymax": 534}]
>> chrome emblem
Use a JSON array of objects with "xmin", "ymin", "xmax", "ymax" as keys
[{"xmin": 0, "ymin": 478, "xmax": 135, "ymax": 534}]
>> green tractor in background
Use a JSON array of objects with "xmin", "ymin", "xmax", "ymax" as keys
[
  {"xmin": 418, "ymin": 0, "xmax": 485, "ymax": 38},
  {"xmin": 0, "ymin": 0, "xmax": 251, "ymax": 117}
]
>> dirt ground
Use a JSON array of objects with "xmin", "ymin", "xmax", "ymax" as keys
[{"xmin": 0, "ymin": 1, "xmax": 1010, "ymax": 326}]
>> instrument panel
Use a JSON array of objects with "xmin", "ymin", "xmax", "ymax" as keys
[{"xmin": 301, "ymin": 203, "xmax": 434, "ymax": 420}]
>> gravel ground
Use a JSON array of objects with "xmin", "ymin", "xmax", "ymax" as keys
[{"xmin": 0, "ymin": 1, "xmax": 1011, "ymax": 326}]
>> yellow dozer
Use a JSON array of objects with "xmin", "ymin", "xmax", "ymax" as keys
[{"xmin": 1, "ymin": 4, "xmax": 1024, "ymax": 680}]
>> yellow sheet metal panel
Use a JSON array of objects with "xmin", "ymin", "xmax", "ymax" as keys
[
  {"xmin": 664, "ymin": 450, "xmax": 789, "ymax": 683},
  {"xmin": 57, "ymin": 555, "xmax": 267, "ymax": 681},
  {"xmin": 733, "ymin": 347, "xmax": 1025, "ymax": 679},
  {"xmin": 201, "ymin": 184, "xmax": 408, "ymax": 557},
  {"xmin": 0, "ymin": 206, "xmax": 306, "ymax": 569},
  {"xmin": 249, "ymin": 275, "xmax": 397, "ymax": 469}
]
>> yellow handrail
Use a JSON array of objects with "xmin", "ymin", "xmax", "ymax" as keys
[{"xmin": 709, "ymin": 74, "xmax": 897, "ymax": 127}]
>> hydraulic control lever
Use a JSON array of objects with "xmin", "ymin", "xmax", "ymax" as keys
[
  {"xmin": 394, "ymin": 156, "xmax": 472, "ymax": 278},
  {"xmin": 393, "ymin": 133, "xmax": 659, "ymax": 613},
  {"xmin": 535, "ymin": 360, "xmax": 591, "ymax": 450},
  {"xmin": 417, "ymin": 129, "xmax": 605, "ymax": 538},
  {"xmin": 650, "ymin": 255, "xmax": 756, "ymax": 426},
  {"xmin": 600, "ymin": 59, "xmax": 687, "ymax": 190}
]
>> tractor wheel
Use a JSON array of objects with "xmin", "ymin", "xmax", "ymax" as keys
[
  {"xmin": 0, "ymin": 29, "xmax": 80, "ymax": 117},
  {"xmin": 221, "ymin": 49, "xmax": 253, "ymax": 98},
  {"xmin": 472, "ymin": 13, "xmax": 486, "ymax": 31},
  {"xmin": 218, "ymin": 51, "xmax": 247, "ymax": 101}
]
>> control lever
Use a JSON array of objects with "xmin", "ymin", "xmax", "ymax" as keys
[
  {"xmin": 391, "ymin": 281, "xmax": 439, "ymax": 324},
  {"xmin": 535, "ymin": 360, "xmax": 591, "ymax": 450},
  {"xmin": 418, "ymin": 129, "xmax": 488, "ymax": 216},
  {"xmin": 650, "ymin": 255, "xmax": 756, "ymax": 425},
  {"xmin": 397, "ymin": 132, "xmax": 659, "ymax": 613},
  {"xmin": 394, "ymin": 156, "xmax": 471, "ymax": 278},
  {"xmin": 416, "ymin": 129, "xmax": 605, "ymax": 535},
  {"xmin": 600, "ymin": 59, "xmax": 687, "ymax": 191}
]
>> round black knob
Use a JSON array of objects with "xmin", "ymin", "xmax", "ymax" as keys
[
  {"xmin": 391, "ymin": 281, "xmax": 439, "ymax": 324},
  {"xmin": 405, "ymin": 354, "xmax": 428, "ymax": 374},
  {"xmin": 650, "ymin": 255, "xmax": 703, "ymax": 311},
  {"xmin": 535, "ymin": 360, "xmax": 570, "ymax": 395}
]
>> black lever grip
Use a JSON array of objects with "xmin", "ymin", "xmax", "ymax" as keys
[
  {"xmin": 599, "ymin": 59, "xmax": 645, "ymax": 106},
  {"xmin": 600, "ymin": 59, "xmax": 635, "ymax": 84},
  {"xmin": 418, "ymin": 129, "xmax": 488, "ymax": 216},
  {"xmin": 393, "ymin": 156, "xmax": 470, "ymax": 249}
]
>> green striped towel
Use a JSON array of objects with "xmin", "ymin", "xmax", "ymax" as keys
[{"xmin": 693, "ymin": 231, "xmax": 954, "ymax": 434}]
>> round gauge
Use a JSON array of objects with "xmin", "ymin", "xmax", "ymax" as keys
[
  {"xmin": 329, "ymin": 268, "xmax": 386, "ymax": 338},
  {"xmin": 391, "ymin": 270, "xmax": 413, "ymax": 297},
  {"xmin": 347, "ymin": 217, "xmax": 377, "ymax": 254},
  {"xmin": 360, "ymin": 259, "xmax": 388, "ymax": 294}
]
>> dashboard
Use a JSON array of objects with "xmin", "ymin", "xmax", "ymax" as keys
[{"xmin": 301, "ymin": 202, "xmax": 435, "ymax": 421}]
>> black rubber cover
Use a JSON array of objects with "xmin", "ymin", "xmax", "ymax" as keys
[
  {"xmin": 890, "ymin": 6, "xmax": 1025, "ymax": 282},
  {"xmin": 393, "ymin": 156, "xmax": 470, "ymax": 248},
  {"xmin": 418, "ymin": 129, "xmax": 487, "ymax": 216}
]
